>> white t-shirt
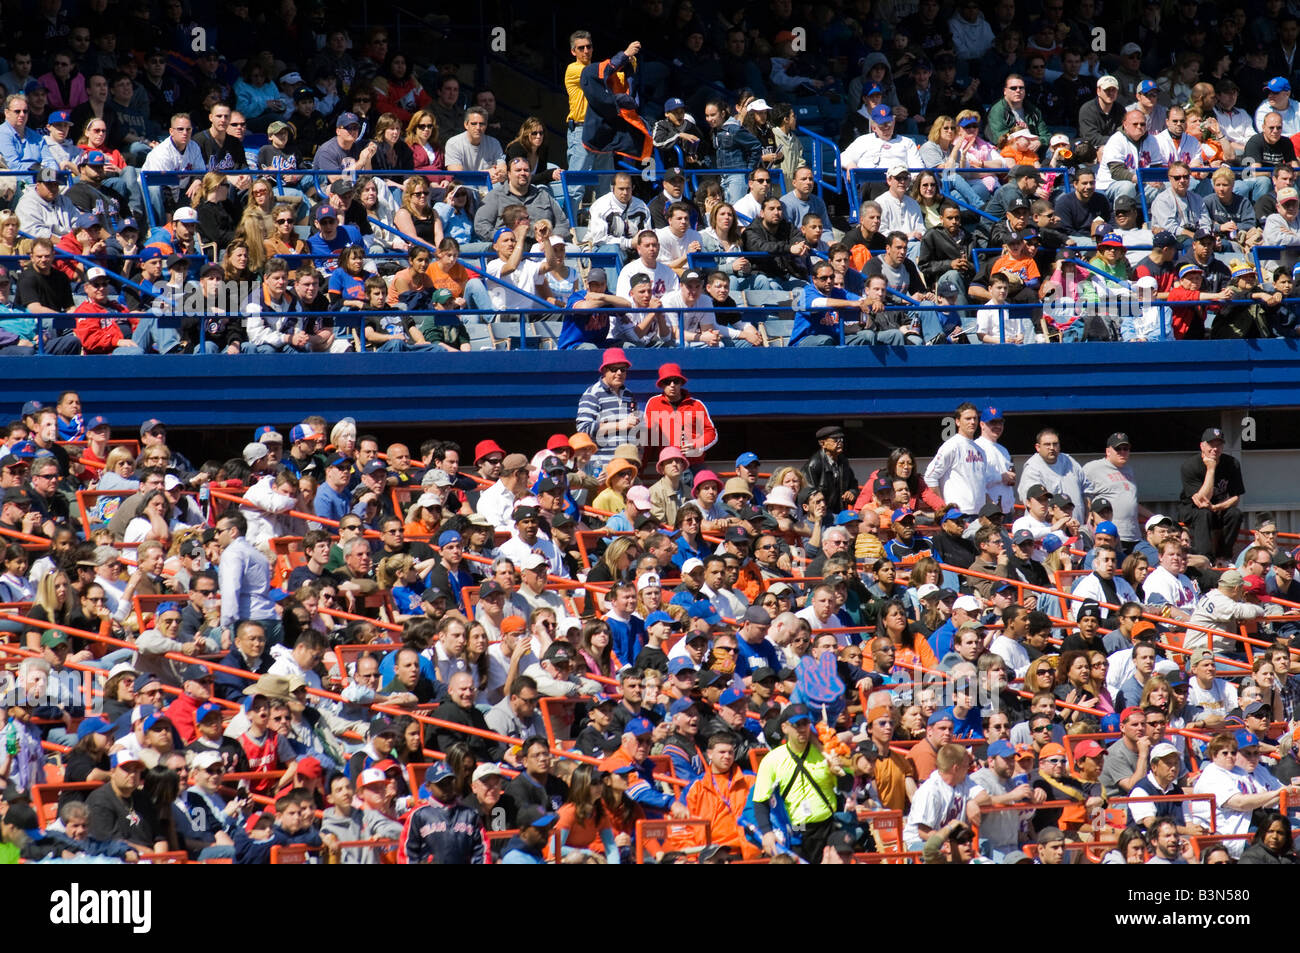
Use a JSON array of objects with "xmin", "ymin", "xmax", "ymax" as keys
[
  {"xmin": 1191, "ymin": 762, "xmax": 1263, "ymax": 856},
  {"xmin": 616, "ymin": 259, "xmax": 678, "ymax": 299},
  {"xmin": 1141, "ymin": 565, "xmax": 1199, "ymax": 611},
  {"xmin": 1094, "ymin": 130, "xmax": 1163, "ymax": 192},
  {"xmin": 976, "ymin": 436, "xmax": 1014, "ymax": 515},
  {"xmin": 655, "ymin": 225, "xmax": 702, "ymax": 265},
  {"xmin": 1185, "ymin": 676, "xmax": 1237, "ymax": 722},
  {"xmin": 486, "ymin": 257, "xmax": 546, "ymax": 311},
  {"xmin": 923, "ymin": 434, "xmax": 988, "ymax": 514},
  {"xmin": 660, "ymin": 288, "xmax": 716, "ymax": 342},
  {"xmin": 904, "ymin": 772, "xmax": 984, "ymax": 847},
  {"xmin": 988, "ymin": 634, "xmax": 1030, "ymax": 679},
  {"xmin": 975, "ymin": 305, "xmax": 1036, "ymax": 343}
]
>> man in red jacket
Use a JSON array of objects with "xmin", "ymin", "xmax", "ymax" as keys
[
  {"xmin": 55, "ymin": 212, "xmax": 109, "ymax": 283},
  {"xmin": 642, "ymin": 362, "xmax": 717, "ymax": 469},
  {"xmin": 163, "ymin": 664, "xmax": 217, "ymax": 744},
  {"xmin": 73, "ymin": 268, "xmax": 139, "ymax": 353}
]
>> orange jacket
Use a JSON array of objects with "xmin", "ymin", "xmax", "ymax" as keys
[{"xmin": 672, "ymin": 764, "xmax": 760, "ymax": 858}]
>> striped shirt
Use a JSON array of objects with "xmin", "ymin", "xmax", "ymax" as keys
[{"xmin": 575, "ymin": 379, "xmax": 637, "ymax": 468}]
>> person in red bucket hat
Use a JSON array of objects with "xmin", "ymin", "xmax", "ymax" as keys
[
  {"xmin": 576, "ymin": 347, "xmax": 639, "ymax": 471},
  {"xmin": 643, "ymin": 361, "xmax": 717, "ymax": 468},
  {"xmin": 473, "ymin": 439, "xmax": 507, "ymax": 483}
]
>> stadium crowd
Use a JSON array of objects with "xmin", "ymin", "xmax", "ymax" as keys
[
  {"xmin": 0, "ymin": 376, "xmax": 1297, "ymax": 865},
  {"xmin": 3, "ymin": 1, "xmax": 1300, "ymax": 351}
]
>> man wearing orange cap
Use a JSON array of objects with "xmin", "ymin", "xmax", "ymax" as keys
[
  {"xmin": 642, "ymin": 362, "xmax": 717, "ymax": 470},
  {"xmin": 575, "ymin": 347, "xmax": 639, "ymax": 472},
  {"xmin": 1030, "ymin": 741, "xmax": 1102, "ymax": 834}
]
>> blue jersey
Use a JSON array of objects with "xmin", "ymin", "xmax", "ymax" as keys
[{"xmin": 790, "ymin": 283, "xmax": 857, "ymax": 346}]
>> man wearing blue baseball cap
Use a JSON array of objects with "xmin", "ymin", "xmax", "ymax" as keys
[
  {"xmin": 734, "ymin": 451, "xmax": 765, "ymax": 506},
  {"xmin": 399, "ymin": 761, "xmax": 486, "ymax": 864},
  {"xmin": 842, "ymin": 101, "xmax": 923, "ymax": 193},
  {"xmin": 1257, "ymin": 76, "xmax": 1300, "ymax": 137},
  {"xmin": 751, "ymin": 702, "xmax": 844, "ymax": 862},
  {"xmin": 976, "ymin": 406, "xmax": 1016, "ymax": 516},
  {"xmin": 969, "ymin": 738, "xmax": 1033, "ymax": 861},
  {"xmin": 498, "ymin": 804, "xmax": 557, "ymax": 864},
  {"xmin": 601, "ymin": 716, "xmax": 687, "ymax": 819},
  {"xmin": 426, "ymin": 530, "xmax": 475, "ymax": 605},
  {"xmin": 312, "ymin": 455, "xmax": 353, "ymax": 525}
]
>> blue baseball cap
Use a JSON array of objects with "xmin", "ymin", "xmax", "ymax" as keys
[
  {"xmin": 9, "ymin": 439, "xmax": 36, "ymax": 458},
  {"xmin": 943, "ymin": 507, "xmax": 967, "ymax": 522},
  {"xmin": 980, "ymin": 405, "xmax": 1003, "ymax": 422},
  {"xmin": 438, "ymin": 530, "xmax": 462, "ymax": 547},
  {"xmin": 315, "ymin": 204, "xmax": 338, "ymax": 222},
  {"xmin": 928, "ymin": 708, "xmax": 956, "ymax": 727},
  {"xmin": 85, "ymin": 414, "xmax": 109, "ymax": 431},
  {"xmin": 195, "ymin": 702, "xmax": 223, "ymax": 723},
  {"xmin": 865, "ymin": 82, "xmax": 883, "ymax": 96},
  {"xmin": 1235, "ymin": 729, "xmax": 1260, "ymax": 749},
  {"xmin": 1041, "ymin": 534, "xmax": 1064, "ymax": 553},
  {"xmin": 780, "ymin": 703, "xmax": 812, "ymax": 725},
  {"xmin": 891, "ymin": 507, "xmax": 915, "ymax": 522},
  {"xmin": 645, "ymin": 610, "xmax": 676, "ymax": 627},
  {"xmin": 1267, "ymin": 76, "xmax": 1292, "ymax": 93},
  {"xmin": 48, "ymin": 110, "xmax": 71, "ymax": 125},
  {"xmin": 624, "ymin": 716, "xmax": 655, "ymax": 737},
  {"xmin": 1178, "ymin": 263, "xmax": 1204, "ymax": 279},
  {"xmin": 139, "ymin": 245, "xmax": 164, "ymax": 262},
  {"xmin": 735, "ymin": 451, "xmax": 759, "ymax": 469},
  {"xmin": 423, "ymin": 761, "xmax": 453, "ymax": 785},
  {"xmin": 142, "ymin": 713, "xmax": 173, "ymax": 733},
  {"xmin": 76, "ymin": 716, "xmax": 112, "ymax": 740},
  {"xmin": 718, "ymin": 687, "xmax": 746, "ymax": 707},
  {"xmin": 255, "ymin": 425, "xmax": 281, "ymax": 443},
  {"xmin": 987, "ymin": 739, "xmax": 1016, "ymax": 759},
  {"xmin": 81, "ymin": 149, "xmax": 106, "ymax": 166},
  {"xmin": 1095, "ymin": 521, "xmax": 1118, "ymax": 536},
  {"xmin": 326, "ymin": 455, "xmax": 350, "ymax": 469},
  {"xmin": 869, "ymin": 104, "xmax": 894, "ymax": 123},
  {"xmin": 687, "ymin": 600, "xmax": 722, "ymax": 624},
  {"xmin": 834, "ymin": 510, "xmax": 861, "ymax": 525},
  {"xmin": 119, "ymin": 217, "xmax": 138, "ymax": 232},
  {"xmin": 669, "ymin": 697, "xmax": 698, "ymax": 716},
  {"xmin": 492, "ymin": 226, "xmax": 512, "ymax": 243},
  {"xmin": 518, "ymin": 806, "xmax": 559, "ymax": 829},
  {"xmin": 667, "ymin": 657, "xmax": 697, "ymax": 676},
  {"xmin": 290, "ymin": 423, "xmax": 319, "ymax": 443},
  {"xmin": 664, "ymin": 97, "xmax": 686, "ymax": 111},
  {"xmin": 1136, "ymin": 79, "xmax": 1158, "ymax": 95},
  {"xmin": 336, "ymin": 111, "xmax": 362, "ymax": 129}
]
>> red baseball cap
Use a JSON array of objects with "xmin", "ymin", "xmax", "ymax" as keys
[
  {"xmin": 546, "ymin": 434, "xmax": 569, "ymax": 452},
  {"xmin": 1120, "ymin": 706, "xmax": 1143, "ymax": 723},
  {"xmin": 474, "ymin": 439, "xmax": 505, "ymax": 463},
  {"xmin": 1074, "ymin": 740, "xmax": 1106, "ymax": 760}
]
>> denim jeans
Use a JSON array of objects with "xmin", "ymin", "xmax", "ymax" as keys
[
  {"xmin": 132, "ymin": 316, "xmax": 182, "ymax": 354},
  {"xmin": 846, "ymin": 328, "xmax": 907, "ymax": 345}
]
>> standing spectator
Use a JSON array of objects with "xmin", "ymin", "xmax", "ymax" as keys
[
  {"xmin": 1178, "ymin": 427, "xmax": 1246, "ymax": 561},
  {"xmin": 216, "ymin": 510, "xmax": 281, "ymax": 647}
]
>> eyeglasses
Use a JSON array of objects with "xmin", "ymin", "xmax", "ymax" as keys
[
  {"xmin": 411, "ymin": 190, "xmax": 429, "ymax": 197},
  {"xmin": 1031, "ymin": 724, "xmax": 1053, "ymax": 732},
  {"xmin": 1042, "ymin": 757, "xmax": 1067, "ymax": 764},
  {"xmin": 229, "ymin": 121, "xmax": 246, "ymax": 127},
  {"xmin": 1006, "ymin": 85, "xmax": 1025, "ymax": 91},
  {"xmin": 1169, "ymin": 173, "xmax": 1190, "ymax": 180},
  {"xmin": 276, "ymin": 217, "xmax": 293, "ymax": 224}
]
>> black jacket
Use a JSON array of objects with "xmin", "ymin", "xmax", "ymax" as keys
[
  {"xmin": 801, "ymin": 449, "xmax": 860, "ymax": 510},
  {"xmin": 741, "ymin": 218, "xmax": 799, "ymax": 278},
  {"xmin": 1077, "ymin": 98, "xmax": 1122, "ymax": 150},
  {"xmin": 918, "ymin": 226, "xmax": 973, "ymax": 287}
]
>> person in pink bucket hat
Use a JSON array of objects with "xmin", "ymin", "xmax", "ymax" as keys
[{"xmin": 576, "ymin": 347, "xmax": 639, "ymax": 471}]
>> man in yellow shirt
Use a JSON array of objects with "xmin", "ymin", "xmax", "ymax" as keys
[
  {"xmin": 565, "ymin": 31, "xmax": 612, "ymax": 211},
  {"xmin": 751, "ymin": 703, "xmax": 845, "ymax": 863}
]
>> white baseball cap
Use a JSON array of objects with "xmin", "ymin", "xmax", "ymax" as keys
[{"xmin": 952, "ymin": 595, "xmax": 982, "ymax": 612}]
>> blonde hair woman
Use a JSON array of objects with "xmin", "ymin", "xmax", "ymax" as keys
[
  {"xmin": 392, "ymin": 175, "xmax": 443, "ymax": 250},
  {"xmin": 330, "ymin": 417, "xmax": 357, "ymax": 457}
]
